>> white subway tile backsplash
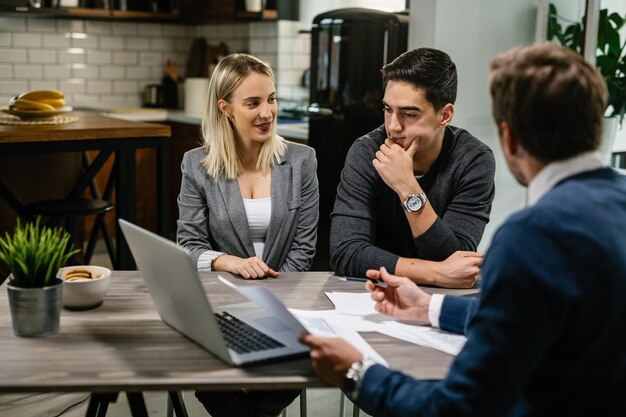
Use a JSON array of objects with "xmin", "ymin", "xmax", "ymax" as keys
[
  {"xmin": 13, "ymin": 64, "xmax": 43, "ymax": 79},
  {"xmin": 265, "ymin": 38, "xmax": 278, "ymax": 54},
  {"xmin": 56, "ymin": 19, "xmax": 85, "ymax": 33},
  {"xmin": 44, "ymin": 64, "xmax": 71, "ymax": 79},
  {"xmin": 113, "ymin": 51, "xmax": 138, "ymax": 65},
  {"xmin": 100, "ymin": 94, "xmax": 140, "ymax": 107},
  {"xmin": 43, "ymin": 34, "xmax": 70, "ymax": 48},
  {"xmin": 99, "ymin": 36, "xmax": 125, "ymax": 50},
  {"xmin": 249, "ymin": 38, "xmax": 264, "ymax": 53},
  {"xmin": 196, "ymin": 25, "xmax": 218, "ymax": 38},
  {"xmin": 72, "ymin": 65, "xmax": 99, "ymax": 79},
  {"xmin": 71, "ymin": 35, "xmax": 98, "ymax": 49},
  {"xmin": 58, "ymin": 49, "xmax": 86, "ymax": 64},
  {"xmin": 228, "ymin": 39, "xmax": 248, "ymax": 53},
  {"xmin": 111, "ymin": 22, "xmax": 137, "ymax": 36},
  {"xmin": 0, "ymin": 48, "xmax": 27, "ymax": 63},
  {"xmin": 218, "ymin": 24, "xmax": 235, "ymax": 39},
  {"xmin": 0, "ymin": 65, "xmax": 13, "ymax": 78},
  {"xmin": 28, "ymin": 49, "xmax": 56, "ymax": 63},
  {"xmin": 72, "ymin": 93, "xmax": 100, "ymax": 106},
  {"xmin": 87, "ymin": 80, "xmax": 112, "ymax": 93},
  {"xmin": 86, "ymin": 50, "xmax": 112, "ymax": 64},
  {"xmin": 150, "ymin": 38, "xmax": 174, "ymax": 51},
  {"xmin": 99, "ymin": 65, "xmax": 125, "ymax": 79},
  {"xmin": 0, "ymin": 17, "xmax": 26, "ymax": 32},
  {"xmin": 59, "ymin": 79, "xmax": 86, "ymax": 93},
  {"xmin": 13, "ymin": 33, "xmax": 42, "ymax": 48},
  {"xmin": 138, "ymin": 23, "xmax": 162, "ymax": 37},
  {"xmin": 26, "ymin": 18, "xmax": 56, "ymax": 33},
  {"xmin": 84, "ymin": 21, "xmax": 111, "ymax": 35},
  {"xmin": 126, "ymin": 66, "xmax": 151, "ymax": 79},
  {"xmin": 0, "ymin": 33, "xmax": 10, "ymax": 47},
  {"xmin": 163, "ymin": 24, "xmax": 185, "ymax": 38},
  {"xmin": 232, "ymin": 23, "xmax": 248, "ymax": 38},
  {"xmin": 277, "ymin": 53, "xmax": 292, "ymax": 70},
  {"xmin": 126, "ymin": 37, "xmax": 150, "ymax": 50},
  {"xmin": 1, "ymin": 16, "xmax": 300, "ymax": 106},
  {"xmin": 114, "ymin": 80, "xmax": 138, "ymax": 93},
  {"xmin": 0, "ymin": 80, "xmax": 27, "ymax": 95},
  {"xmin": 139, "ymin": 52, "xmax": 161, "ymax": 67},
  {"xmin": 29, "ymin": 80, "xmax": 59, "ymax": 91}
]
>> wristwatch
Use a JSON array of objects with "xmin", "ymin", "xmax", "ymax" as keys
[
  {"xmin": 342, "ymin": 358, "xmax": 375, "ymax": 400},
  {"xmin": 342, "ymin": 359, "xmax": 365, "ymax": 400},
  {"xmin": 401, "ymin": 193, "xmax": 428, "ymax": 213}
]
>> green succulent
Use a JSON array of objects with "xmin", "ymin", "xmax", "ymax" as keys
[
  {"xmin": 548, "ymin": 3, "xmax": 626, "ymax": 124},
  {"xmin": 0, "ymin": 218, "xmax": 78, "ymax": 288}
]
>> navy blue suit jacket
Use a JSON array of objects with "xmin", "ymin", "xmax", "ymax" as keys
[{"xmin": 356, "ymin": 168, "xmax": 626, "ymax": 417}]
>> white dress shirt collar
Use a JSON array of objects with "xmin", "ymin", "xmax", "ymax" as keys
[{"xmin": 526, "ymin": 151, "xmax": 605, "ymax": 206}]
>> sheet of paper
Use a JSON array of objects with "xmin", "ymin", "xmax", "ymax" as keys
[
  {"xmin": 324, "ymin": 291, "xmax": 466, "ymax": 356},
  {"xmin": 290, "ymin": 308, "xmax": 388, "ymax": 366},
  {"xmin": 325, "ymin": 291, "xmax": 377, "ymax": 315},
  {"xmin": 378, "ymin": 321, "xmax": 467, "ymax": 356}
]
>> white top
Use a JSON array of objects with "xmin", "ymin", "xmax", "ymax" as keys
[
  {"xmin": 242, "ymin": 197, "xmax": 272, "ymax": 258},
  {"xmin": 429, "ymin": 151, "xmax": 605, "ymax": 328}
]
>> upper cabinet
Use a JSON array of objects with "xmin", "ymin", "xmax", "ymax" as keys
[{"xmin": 0, "ymin": 0, "xmax": 298, "ymax": 22}]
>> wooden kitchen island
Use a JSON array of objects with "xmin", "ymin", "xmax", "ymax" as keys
[{"xmin": 0, "ymin": 112, "xmax": 171, "ymax": 270}]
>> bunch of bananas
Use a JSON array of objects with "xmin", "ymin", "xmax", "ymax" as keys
[{"xmin": 9, "ymin": 90, "xmax": 66, "ymax": 112}]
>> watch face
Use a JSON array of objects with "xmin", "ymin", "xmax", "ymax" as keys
[{"xmin": 406, "ymin": 195, "xmax": 423, "ymax": 211}]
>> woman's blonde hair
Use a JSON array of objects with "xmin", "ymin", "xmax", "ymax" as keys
[{"xmin": 201, "ymin": 53, "xmax": 286, "ymax": 179}]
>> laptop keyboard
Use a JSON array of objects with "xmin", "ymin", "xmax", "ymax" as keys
[{"xmin": 214, "ymin": 311, "xmax": 286, "ymax": 354}]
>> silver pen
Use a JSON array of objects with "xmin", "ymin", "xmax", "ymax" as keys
[{"xmin": 338, "ymin": 276, "xmax": 388, "ymax": 288}]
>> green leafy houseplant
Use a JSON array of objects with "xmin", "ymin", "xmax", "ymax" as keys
[
  {"xmin": 548, "ymin": 3, "xmax": 626, "ymax": 124},
  {"xmin": 0, "ymin": 218, "xmax": 78, "ymax": 288}
]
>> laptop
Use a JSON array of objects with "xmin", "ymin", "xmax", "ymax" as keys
[{"xmin": 118, "ymin": 219, "xmax": 310, "ymax": 366}]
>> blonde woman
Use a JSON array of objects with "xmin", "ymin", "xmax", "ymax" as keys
[{"xmin": 176, "ymin": 54, "xmax": 318, "ymax": 416}]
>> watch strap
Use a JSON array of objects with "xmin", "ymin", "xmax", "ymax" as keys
[{"xmin": 342, "ymin": 357, "xmax": 376, "ymax": 400}]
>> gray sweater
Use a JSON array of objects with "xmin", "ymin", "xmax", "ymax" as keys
[{"xmin": 330, "ymin": 124, "xmax": 495, "ymax": 277}]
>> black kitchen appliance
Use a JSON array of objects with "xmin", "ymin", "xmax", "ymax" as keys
[{"xmin": 308, "ymin": 8, "xmax": 408, "ymax": 270}]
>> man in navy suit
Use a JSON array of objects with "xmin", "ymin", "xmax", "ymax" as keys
[{"xmin": 300, "ymin": 43, "xmax": 626, "ymax": 416}]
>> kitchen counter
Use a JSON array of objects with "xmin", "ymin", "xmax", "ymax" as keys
[{"xmin": 102, "ymin": 109, "xmax": 309, "ymax": 142}]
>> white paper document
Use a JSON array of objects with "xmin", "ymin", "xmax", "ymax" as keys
[
  {"xmin": 289, "ymin": 308, "xmax": 388, "ymax": 366},
  {"xmin": 325, "ymin": 291, "xmax": 467, "ymax": 357}
]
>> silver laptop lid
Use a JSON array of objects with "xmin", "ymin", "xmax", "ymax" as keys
[{"xmin": 118, "ymin": 219, "xmax": 233, "ymax": 365}]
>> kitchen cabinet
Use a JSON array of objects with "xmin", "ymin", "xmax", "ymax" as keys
[{"xmin": 179, "ymin": 0, "xmax": 298, "ymax": 22}]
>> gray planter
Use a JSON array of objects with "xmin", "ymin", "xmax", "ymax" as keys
[{"xmin": 7, "ymin": 278, "xmax": 63, "ymax": 337}]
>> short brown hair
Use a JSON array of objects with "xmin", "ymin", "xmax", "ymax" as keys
[
  {"xmin": 489, "ymin": 42, "xmax": 607, "ymax": 162},
  {"xmin": 382, "ymin": 48, "xmax": 457, "ymax": 111}
]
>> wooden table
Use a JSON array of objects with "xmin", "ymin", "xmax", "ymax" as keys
[
  {"xmin": 0, "ymin": 112, "xmax": 171, "ymax": 269},
  {"xmin": 0, "ymin": 271, "xmax": 477, "ymax": 416}
]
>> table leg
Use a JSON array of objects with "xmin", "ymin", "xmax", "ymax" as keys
[
  {"xmin": 126, "ymin": 391, "xmax": 149, "ymax": 417},
  {"xmin": 85, "ymin": 392, "xmax": 119, "ymax": 417},
  {"xmin": 115, "ymin": 147, "xmax": 136, "ymax": 270},
  {"xmin": 156, "ymin": 137, "xmax": 171, "ymax": 239},
  {"xmin": 168, "ymin": 390, "xmax": 189, "ymax": 417}
]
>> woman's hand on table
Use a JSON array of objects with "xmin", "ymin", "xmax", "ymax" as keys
[{"xmin": 212, "ymin": 254, "xmax": 279, "ymax": 279}]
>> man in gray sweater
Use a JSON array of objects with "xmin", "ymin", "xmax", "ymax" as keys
[{"xmin": 330, "ymin": 48, "xmax": 496, "ymax": 288}]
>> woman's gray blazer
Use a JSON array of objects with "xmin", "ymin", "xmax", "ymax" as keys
[{"xmin": 176, "ymin": 141, "xmax": 319, "ymax": 272}]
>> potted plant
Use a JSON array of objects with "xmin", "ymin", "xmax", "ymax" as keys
[
  {"xmin": 548, "ymin": 3, "xmax": 626, "ymax": 161},
  {"xmin": 0, "ymin": 218, "xmax": 77, "ymax": 337}
]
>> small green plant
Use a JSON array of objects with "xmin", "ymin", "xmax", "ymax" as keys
[
  {"xmin": 548, "ymin": 3, "xmax": 626, "ymax": 124},
  {"xmin": 0, "ymin": 218, "xmax": 78, "ymax": 288}
]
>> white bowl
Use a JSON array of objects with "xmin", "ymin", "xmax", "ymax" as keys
[{"xmin": 58, "ymin": 265, "xmax": 111, "ymax": 310}]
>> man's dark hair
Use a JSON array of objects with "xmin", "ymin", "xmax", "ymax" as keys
[
  {"xmin": 381, "ymin": 48, "xmax": 457, "ymax": 110},
  {"xmin": 490, "ymin": 42, "xmax": 607, "ymax": 162}
]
